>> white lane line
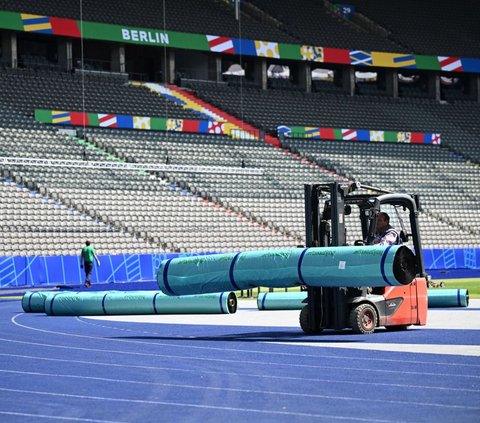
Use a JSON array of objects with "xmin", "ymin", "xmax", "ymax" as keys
[
  {"xmin": 0, "ymin": 368, "xmax": 477, "ymax": 411},
  {"xmin": 270, "ymin": 341, "xmax": 480, "ymax": 357},
  {"xmin": 0, "ymin": 411, "xmax": 120, "ymax": 423},
  {"xmin": 1, "ymin": 335, "xmax": 478, "ymax": 379},
  {"xmin": 0, "ymin": 387, "xmax": 400, "ymax": 422},
  {"xmin": 0, "ymin": 351, "xmax": 479, "ymax": 398},
  {"xmin": 11, "ymin": 313, "xmax": 480, "ymax": 369},
  {"xmin": 0, "ymin": 347, "xmax": 476, "ymax": 393}
]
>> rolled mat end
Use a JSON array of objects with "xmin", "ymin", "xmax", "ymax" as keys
[{"xmin": 392, "ymin": 246, "xmax": 418, "ymax": 285}]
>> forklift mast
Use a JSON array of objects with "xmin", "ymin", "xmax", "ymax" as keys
[{"xmin": 304, "ymin": 182, "xmax": 352, "ymax": 331}]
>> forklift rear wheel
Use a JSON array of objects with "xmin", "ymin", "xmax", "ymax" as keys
[
  {"xmin": 299, "ymin": 305, "xmax": 323, "ymax": 334},
  {"xmin": 350, "ymin": 303, "xmax": 377, "ymax": 334}
]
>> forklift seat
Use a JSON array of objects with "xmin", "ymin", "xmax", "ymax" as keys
[{"xmin": 399, "ymin": 230, "xmax": 409, "ymax": 243}]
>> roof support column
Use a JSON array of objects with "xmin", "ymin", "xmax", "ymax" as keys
[{"xmin": 1, "ymin": 31, "xmax": 17, "ymax": 68}]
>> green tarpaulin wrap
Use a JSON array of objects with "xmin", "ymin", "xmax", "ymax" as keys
[
  {"xmin": 427, "ymin": 289, "xmax": 469, "ymax": 308},
  {"xmin": 257, "ymin": 288, "xmax": 470, "ymax": 310},
  {"xmin": 157, "ymin": 245, "xmax": 417, "ymax": 296},
  {"xmin": 22, "ymin": 290, "xmax": 236, "ymax": 315},
  {"xmin": 257, "ymin": 292, "xmax": 308, "ymax": 310},
  {"xmin": 21, "ymin": 291, "xmax": 59, "ymax": 313}
]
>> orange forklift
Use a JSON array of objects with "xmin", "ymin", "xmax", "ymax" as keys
[{"xmin": 300, "ymin": 182, "xmax": 428, "ymax": 334}]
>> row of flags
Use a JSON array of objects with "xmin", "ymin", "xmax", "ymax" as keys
[
  {"xmin": 278, "ymin": 125, "xmax": 441, "ymax": 144},
  {"xmin": 36, "ymin": 109, "xmax": 229, "ymax": 135},
  {"xmin": 37, "ymin": 109, "xmax": 443, "ymax": 144},
  {"xmin": 8, "ymin": 11, "xmax": 479, "ymax": 73},
  {"xmin": 206, "ymin": 37, "xmax": 471, "ymax": 72}
]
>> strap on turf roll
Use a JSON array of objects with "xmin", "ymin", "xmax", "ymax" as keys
[{"xmin": 21, "ymin": 291, "xmax": 63, "ymax": 313}]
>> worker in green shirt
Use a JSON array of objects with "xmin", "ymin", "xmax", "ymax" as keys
[{"xmin": 80, "ymin": 241, "xmax": 100, "ymax": 288}]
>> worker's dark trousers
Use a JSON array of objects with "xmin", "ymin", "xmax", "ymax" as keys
[{"xmin": 84, "ymin": 262, "xmax": 93, "ymax": 283}]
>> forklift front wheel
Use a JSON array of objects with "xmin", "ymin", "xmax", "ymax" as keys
[
  {"xmin": 299, "ymin": 306, "xmax": 323, "ymax": 334},
  {"xmin": 350, "ymin": 303, "xmax": 377, "ymax": 334}
]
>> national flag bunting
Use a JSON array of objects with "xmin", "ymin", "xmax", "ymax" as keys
[
  {"xmin": 341, "ymin": 129, "xmax": 357, "ymax": 141},
  {"xmin": 70, "ymin": 112, "xmax": 89, "ymax": 126},
  {"xmin": 438, "ymin": 56, "xmax": 463, "ymax": 72},
  {"xmin": 431, "ymin": 133, "xmax": 441, "ymax": 144},
  {"xmin": 300, "ymin": 46, "xmax": 323, "ymax": 62},
  {"xmin": 424, "ymin": 133, "xmax": 441, "ymax": 144},
  {"xmin": 277, "ymin": 126, "xmax": 292, "ymax": 137},
  {"xmin": 208, "ymin": 121, "xmax": 224, "ymax": 134},
  {"xmin": 397, "ymin": 132, "xmax": 411, "ymax": 143},
  {"xmin": 254, "ymin": 41, "xmax": 280, "ymax": 58},
  {"xmin": 320, "ymin": 128, "xmax": 335, "ymax": 139},
  {"xmin": 133, "ymin": 116, "xmax": 151, "ymax": 130},
  {"xmin": 356, "ymin": 129, "xmax": 370, "ymax": 141},
  {"xmin": 167, "ymin": 119, "xmax": 183, "ymax": 131},
  {"xmin": 50, "ymin": 17, "xmax": 81, "ymax": 37},
  {"xmin": 392, "ymin": 54, "xmax": 416, "ymax": 69},
  {"xmin": 182, "ymin": 120, "xmax": 200, "ymax": 132},
  {"xmin": 206, "ymin": 35, "xmax": 234, "ymax": 54},
  {"xmin": 52, "ymin": 111, "xmax": 70, "ymax": 124},
  {"xmin": 305, "ymin": 127, "xmax": 320, "ymax": 138},
  {"xmin": 410, "ymin": 132, "xmax": 425, "ymax": 144},
  {"xmin": 21, "ymin": 14, "xmax": 52, "ymax": 34},
  {"xmin": 350, "ymin": 50, "xmax": 372, "ymax": 66},
  {"xmin": 370, "ymin": 130, "xmax": 384, "ymax": 142},
  {"xmin": 117, "ymin": 115, "xmax": 134, "ymax": 129},
  {"xmin": 232, "ymin": 39, "xmax": 257, "ymax": 56},
  {"xmin": 323, "ymin": 48, "xmax": 350, "ymax": 65},
  {"xmin": 98, "ymin": 114, "xmax": 117, "ymax": 128}
]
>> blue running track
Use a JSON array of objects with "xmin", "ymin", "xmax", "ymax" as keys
[{"xmin": 0, "ymin": 300, "xmax": 479, "ymax": 422}]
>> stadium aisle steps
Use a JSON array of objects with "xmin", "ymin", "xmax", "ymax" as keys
[
  {"xmin": 167, "ymin": 84, "xmax": 281, "ymax": 147},
  {"xmin": 140, "ymin": 81, "xmax": 280, "ymax": 147}
]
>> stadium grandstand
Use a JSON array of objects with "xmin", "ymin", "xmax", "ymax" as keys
[{"xmin": 0, "ymin": 0, "xmax": 478, "ymax": 283}]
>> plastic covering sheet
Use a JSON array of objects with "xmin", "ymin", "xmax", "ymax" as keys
[
  {"xmin": 257, "ymin": 291, "xmax": 307, "ymax": 310},
  {"xmin": 157, "ymin": 245, "xmax": 417, "ymax": 296},
  {"xmin": 22, "ymin": 291, "xmax": 237, "ymax": 315},
  {"xmin": 427, "ymin": 289, "xmax": 469, "ymax": 308},
  {"xmin": 257, "ymin": 289, "xmax": 470, "ymax": 310}
]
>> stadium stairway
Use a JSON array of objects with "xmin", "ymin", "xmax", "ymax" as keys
[{"xmin": 137, "ymin": 81, "xmax": 281, "ymax": 147}]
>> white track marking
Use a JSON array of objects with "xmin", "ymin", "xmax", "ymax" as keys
[
  {"xmin": 0, "ymin": 411, "xmax": 120, "ymax": 423},
  {"xmin": 0, "ymin": 368, "xmax": 478, "ymax": 410},
  {"xmin": 0, "ymin": 387, "xmax": 401, "ymax": 422},
  {"xmin": 271, "ymin": 341, "xmax": 480, "ymax": 357}
]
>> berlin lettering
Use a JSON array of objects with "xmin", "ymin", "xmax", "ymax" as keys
[{"xmin": 121, "ymin": 29, "xmax": 169, "ymax": 45}]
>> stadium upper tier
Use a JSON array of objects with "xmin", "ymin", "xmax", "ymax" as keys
[
  {"xmin": 346, "ymin": 0, "xmax": 480, "ymax": 57},
  {"xmin": 0, "ymin": 67, "xmax": 200, "ymax": 120},
  {"xmin": 247, "ymin": 0, "xmax": 405, "ymax": 52},
  {"xmin": 0, "ymin": 0, "xmax": 296, "ymax": 44}
]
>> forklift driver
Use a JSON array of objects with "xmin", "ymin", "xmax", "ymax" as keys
[{"xmin": 373, "ymin": 212, "xmax": 400, "ymax": 245}]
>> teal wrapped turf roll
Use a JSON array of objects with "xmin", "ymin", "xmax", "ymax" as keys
[
  {"xmin": 44, "ymin": 290, "xmax": 237, "ymax": 316},
  {"xmin": 427, "ymin": 289, "xmax": 469, "ymax": 308},
  {"xmin": 45, "ymin": 291, "xmax": 108, "ymax": 316},
  {"xmin": 257, "ymin": 291, "xmax": 307, "ymax": 310},
  {"xmin": 22, "ymin": 291, "xmax": 65, "ymax": 313},
  {"xmin": 157, "ymin": 245, "xmax": 416, "ymax": 296},
  {"xmin": 257, "ymin": 288, "xmax": 471, "ymax": 311}
]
